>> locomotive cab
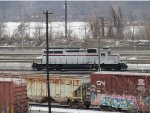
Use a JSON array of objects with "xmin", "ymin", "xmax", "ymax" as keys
[
  {"xmin": 99, "ymin": 48, "xmax": 127, "ymax": 70},
  {"xmin": 100, "ymin": 48, "xmax": 120, "ymax": 64}
]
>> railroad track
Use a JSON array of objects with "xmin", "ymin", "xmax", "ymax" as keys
[
  {"xmin": 127, "ymin": 59, "xmax": 150, "ymax": 64},
  {"xmin": 0, "ymin": 60, "xmax": 34, "ymax": 62},
  {"xmin": 0, "ymin": 69, "xmax": 149, "ymax": 75},
  {"xmin": 29, "ymin": 103, "xmax": 123, "ymax": 112},
  {"xmin": 0, "ymin": 48, "xmax": 150, "ymax": 64}
]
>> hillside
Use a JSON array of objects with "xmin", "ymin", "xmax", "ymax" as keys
[{"xmin": 0, "ymin": 1, "xmax": 150, "ymax": 22}]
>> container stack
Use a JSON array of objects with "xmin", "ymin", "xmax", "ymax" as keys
[{"xmin": 0, "ymin": 77, "xmax": 28, "ymax": 113}]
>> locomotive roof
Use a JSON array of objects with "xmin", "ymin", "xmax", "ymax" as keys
[
  {"xmin": 43, "ymin": 47, "xmax": 96, "ymax": 49},
  {"xmin": 93, "ymin": 71, "xmax": 150, "ymax": 76},
  {"xmin": 42, "ymin": 47, "xmax": 111, "ymax": 50}
]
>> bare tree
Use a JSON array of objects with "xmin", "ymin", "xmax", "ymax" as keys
[
  {"xmin": 33, "ymin": 16, "xmax": 44, "ymax": 46},
  {"xmin": 107, "ymin": 18, "xmax": 114, "ymax": 39},
  {"xmin": 81, "ymin": 23, "xmax": 91, "ymax": 48},
  {"xmin": 89, "ymin": 19, "xmax": 100, "ymax": 39},
  {"xmin": 0, "ymin": 22, "xmax": 6, "ymax": 39},
  {"xmin": 0, "ymin": 9, "xmax": 7, "ymax": 46},
  {"xmin": 110, "ymin": 5, "xmax": 124, "ymax": 40},
  {"xmin": 13, "ymin": 22, "xmax": 29, "ymax": 47},
  {"xmin": 63, "ymin": 26, "xmax": 78, "ymax": 47},
  {"xmin": 143, "ymin": 17, "xmax": 150, "ymax": 47}
]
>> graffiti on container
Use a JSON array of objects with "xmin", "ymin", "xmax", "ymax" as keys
[
  {"xmin": 101, "ymin": 96, "xmax": 111, "ymax": 106},
  {"xmin": 90, "ymin": 93, "xmax": 138, "ymax": 109},
  {"xmin": 92, "ymin": 94, "xmax": 150, "ymax": 109},
  {"xmin": 100, "ymin": 96, "xmax": 134, "ymax": 109},
  {"xmin": 111, "ymin": 97, "xmax": 134, "ymax": 109}
]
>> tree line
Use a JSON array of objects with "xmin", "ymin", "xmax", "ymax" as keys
[{"xmin": 0, "ymin": 5, "xmax": 150, "ymax": 48}]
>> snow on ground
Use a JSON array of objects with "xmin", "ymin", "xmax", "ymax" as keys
[
  {"xmin": 30, "ymin": 106, "xmax": 121, "ymax": 113},
  {"xmin": 127, "ymin": 63, "xmax": 150, "ymax": 71},
  {"xmin": 0, "ymin": 62, "xmax": 32, "ymax": 70},
  {"xmin": 5, "ymin": 22, "xmax": 88, "ymax": 38},
  {"xmin": 128, "ymin": 57, "xmax": 137, "ymax": 60},
  {"xmin": 5, "ymin": 22, "xmax": 143, "ymax": 38}
]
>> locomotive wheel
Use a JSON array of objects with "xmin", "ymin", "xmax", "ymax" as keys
[
  {"xmin": 114, "ymin": 67, "xmax": 121, "ymax": 71},
  {"xmin": 123, "ymin": 67, "xmax": 127, "ymax": 71},
  {"xmin": 55, "ymin": 65, "xmax": 61, "ymax": 71},
  {"xmin": 37, "ymin": 67, "xmax": 43, "ymax": 71},
  {"xmin": 106, "ymin": 67, "xmax": 112, "ymax": 70}
]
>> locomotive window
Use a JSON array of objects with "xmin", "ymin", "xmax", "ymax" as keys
[
  {"xmin": 66, "ymin": 50, "xmax": 86, "ymax": 52},
  {"xmin": 87, "ymin": 49, "xmax": 96, "ymax": 53},
  {"xmin": 101, "ymin": 53, "xmax": 105, "ymax": 56},
  {"xmin": 44, "ymin": 51, "xmax": 63, "ymax": 54},
  {"xmin": 66, "ymin": 50, "xmax": 80, "ymax": 52},
  {"xmin": 80, "ymin": 50, "xmax": 86, "ymax": 52},
  {"xmin": 54, "ymin": 51, "xmax": 63, "ymax": 54},
  {"xmin": 49, "ymin": 51, "xmax": 54, "ymax": 54},
  {"xmin": 44, "ymin": 51, "xmax": 53, "ymax": 54}
]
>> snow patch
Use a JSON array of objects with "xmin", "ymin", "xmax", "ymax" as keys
[
  {"xmin": 128, "ymin": 57, "xmax": 137, "ymax": 60},
  {"xmin": 30, "ymin": 106, "xmax": 121, "ymax": 113}
]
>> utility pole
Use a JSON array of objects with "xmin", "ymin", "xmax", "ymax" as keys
[
  {"xmin": 97, "ymin": 17, "xmax": 104, "ymax": 71},
  {"xmin": 101, "ymin": 17, "xmax": 104, "ymax": 37},
  {"xmin": 43, "ymin": 10, "xmax": 53, "ymax": 113},
  {"xmin": 65, "ymin": 0, "xmax": 68, "ymax": 39},
  {"xmin": 21, "ymin": 5, "xmax": 24, "ymax": 50}
]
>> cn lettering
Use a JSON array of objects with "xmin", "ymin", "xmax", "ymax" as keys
[{"xmin": 96, "ymin": 81, "xmax": 105, "ymax": 86}]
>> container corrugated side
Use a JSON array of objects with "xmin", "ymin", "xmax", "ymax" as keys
[
  {"xmin": 90, "ymin": 72, "xmax": 150, "ymax": 111},
  {"xmin": 0, "ymin": 77, "xmax": 28, "ymax": 113},
  {"xmin": 26, "ymin": 75, "xmax": 90, "ymax": 102}
]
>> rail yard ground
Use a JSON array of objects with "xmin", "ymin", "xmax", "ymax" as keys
[
  {"xmin": 29, "ymin": 106, "xmax": 122, "ymax": 113},
  {"xmin": 0, "ymin": 46, "xmax": 149, "ymax": 71},
  {"xmin": 1, "ymin": 71, "xmax": 150, "ymax": 113},
  {"xmin": 0, "ymin": 46, "xmax": 149, "ymax": 63},
  {"xmin": 0, "ymin": 46, "xmax": 150, "ymax": 113}
]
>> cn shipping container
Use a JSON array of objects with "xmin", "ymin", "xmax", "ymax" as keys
[
  {"xmin": 90, "ymin": 72, "xmax": 150, "ymax": 111},
  {"xmin": 0, "ymin": 77, "xmax": 28, "ymax": 113}
]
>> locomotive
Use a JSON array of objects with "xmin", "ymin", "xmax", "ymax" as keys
[{"xmin": 32, "ymin": 47, "xmax": 128, "ymax": 71}]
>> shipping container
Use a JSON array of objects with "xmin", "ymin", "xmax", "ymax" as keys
[
  {"xmin": 0, "ymin": 77, "xmax": 28, "ymax": 113},
  {"xmin": 90, "ymin": 71, "xmax": 150, "ymax": 111}
]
